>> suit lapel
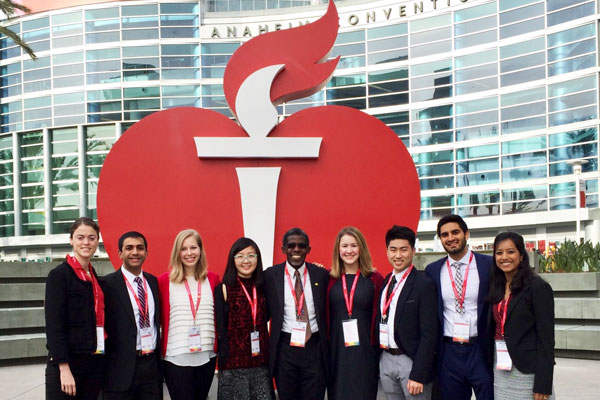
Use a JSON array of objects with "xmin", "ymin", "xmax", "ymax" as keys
[
  {"xmin": 506, "ymin": 285, "xmax": 527, "ymax": 320},
  {"xmin": 114, "ymin": 272, "xmax": 136, "ymax": 327},
  {"xmin": 144, "ymin": 272, "xmax": 160, "ymax": 327},
  {"xmin": 432, "ymin": 260, "xmax": 445, "ymax": 328},
  {"xmin": 475, "ymin": 252, "xmax": 490, "ymax": 322},
  {"xmin": 393, "ymin": 268, "xmax": 415, "ymax": 323},
  {"xmin": 307, "ymin": 264, "xmax": 320, "ymax": 313},
  {"xmin": 275, "ymin": 264, "xmax": 285, "ymax": 315}
]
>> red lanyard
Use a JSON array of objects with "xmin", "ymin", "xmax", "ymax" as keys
[
  {"xmin": 496, "ymin": 295, "xmax": 511, "ymax": 337},
  {"xmin": 184, "ymin": 278, "xmax": 202, "ymax": 322},
  {"xmin": 446, "ymin": 252, "xmax": 474, "ymax": 311},
  {"xmin": 238, "ymin": 277, "xmax": 258, "ymax": 329},
  {"xmin": 285, "ymin": 266, "xmax": 308, "ymax": 318},
  {"xmin": 123, "ymin": 272, "xmax": 149, "ymax": 325},
  {"xmin": 381, "ymin": 265, "xmax": 413, "ymax": 320},
  {"xmin": 342, "ymin": 273, "xmax": 360, "ymax": 318}
]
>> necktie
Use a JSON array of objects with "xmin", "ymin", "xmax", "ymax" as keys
[
  {"xmin": 294, "ymin": 269, "xmax": 312, "ymax": 342},
  {"xmin": 383, "ymin": 275, "xmax": 397, "ymax": 323},
  {"xmin": 452, "ymin": 262, "xmax": 464, "ymax": 314},
  {"xmin": 134, "ymin": 276, "xmax": 150, "ymax": 328}
]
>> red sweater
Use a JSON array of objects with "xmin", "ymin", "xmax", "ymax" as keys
[{"xmin": 158, "ymin": 270, "xmax": 220, "ymax": 358}]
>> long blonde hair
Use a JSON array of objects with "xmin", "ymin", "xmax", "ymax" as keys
[
  {"xmin": 330, "ymin": 226, "xmax": 374, "ymax": 279},
  {"xmin": 169, "ymin": 229, "xmax": 208, "ymax": 283}
]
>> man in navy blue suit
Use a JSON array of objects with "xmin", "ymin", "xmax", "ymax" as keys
[{"xmin": 425, "ymin": 215, "xmax": 493, "ymax": 400}]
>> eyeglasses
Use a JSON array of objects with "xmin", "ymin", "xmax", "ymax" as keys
[
  {"xmin": 285, "ymin": 242, "xmax": 308, "ymax": 250},
  {"xmin": 234, "ymin": 253, "xmax": 257, "ymax": 262}
]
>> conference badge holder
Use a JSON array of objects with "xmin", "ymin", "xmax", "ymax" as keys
[
  {"xmin": 95, "ymin": 326, "xmax": 105, "ymax": 354},
  {"xmin": 342, "ymin": 319, "xmax": 359, "ymax": 347},
  {"xmin": 188, "ymin": 326, "xmax": 202, "ymax": 352},
  {"xmin": 140, "ymin": 327, "xmax": 154, "ymax": 354},
  {"xmin": 495, "ymin": 340, "xmax": 512, "ymax": 370},
  {"xmin": 250, "ymin": 331, "xmax": 260, "ymax": 356},
  {"xmin": 379, "ymin": 323, "xmax": 389, "ymax": 349},
  {"xmin": 290, "ymin": 320, "xmax": 307, "ymax": 347},
  {"xmin": 453, "ymin": 314, "xmax": 470, "ymax": 343}
]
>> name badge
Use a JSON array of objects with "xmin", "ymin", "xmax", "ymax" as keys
[
  {"xmin": 379, "ymin": 323, "xmax": 389, "ymax": 349},
  {"xmin": 250, "ymin": 331, "xmax": 260, "ymax": 356},
  {"xmin": 140, "ymin": 327, "xmax": 153, "ymax": 354},
  {"xmin": 95, "ymin": 326, "xmax": 105, "ymax": 354},
  {"xmin": 188, "ymin": 326, "xmax": 202, "ymax": 352},
  {"xmin": 453, "ymin": 314, "xmax": 470, "ymax": 343},
  {"xmin": 342, "ymin": 319, "xmax": 360, "ymax": 347},
  {"xmin": 495, "ymin": 340, "xmax": 512, "ymax": 370},
  {"xmin": 290, "ymin": 320, "xmax": 307, "ymax": 347}
]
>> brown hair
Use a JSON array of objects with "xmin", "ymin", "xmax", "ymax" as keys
[
  {"xmin": 330, "ymin": 226, "xmax": 375, "ymax": 279},
  {"xmin": 69, "ymin": 217, "xmax": 99, "ymax": 238}
]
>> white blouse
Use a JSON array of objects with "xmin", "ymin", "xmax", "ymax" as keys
[{"xmin": 165, "ymin": 276, "xmax": 216, "ymax": 366}]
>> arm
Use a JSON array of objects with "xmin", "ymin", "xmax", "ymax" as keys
[
  {"xmin": 531, "ymin": 278, "xmax": 555, "ymax": 396},
  {"xmin": 44, "ymin": 266, "xmax": 77, "ymax": 396},
  {"xmin": 214, "ymin": 283, "xmax": 230, "ymax": 367},
  {"xmin": 409, "ymin": 277, "xmax": 439, "ymax": 385}
]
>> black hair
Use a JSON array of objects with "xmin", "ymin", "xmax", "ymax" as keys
[
  {"xmin": 282, "ymin": 227, "xmax": 310, "ymax": 247},
  {"xmin": 118, "ymin": 231, "xmax": 148, "ymax": 251},
  {"xmin": 487, "ymin": 231, "xmax": 533, "ymax": 304},
  {"xmin": 437, "ymin": 214, "xmax": 469, "ymax": 237},
  {"xmin": 222, "ymin": 237, "xmax": 264, "ymax": 289},
  {"xmin": 69, "ymin": 217, "xmax": 99, "ymax": 238},
  {"xmin": 385, "ymin": 225, "xmax": 416, "ymax": 248}
]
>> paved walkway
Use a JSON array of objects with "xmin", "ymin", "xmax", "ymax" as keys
[{"xmin": 1, "ymin": 357, "xmax": 598, "ymax": 399}]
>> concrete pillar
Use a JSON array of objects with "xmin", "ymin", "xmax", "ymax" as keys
[{"xmin": 42, "ymin": 128, "xmax": 52, "ymax": 234}]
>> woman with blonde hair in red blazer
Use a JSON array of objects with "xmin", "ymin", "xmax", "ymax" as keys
[{"xmin": 158, "ymin": 229, "xmax": 220, "ymax": 400}]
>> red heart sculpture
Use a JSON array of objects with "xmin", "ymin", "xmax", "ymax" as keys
[{"xmin": 97, "ymin": 105, "xmax": 420, "ymax": 277}]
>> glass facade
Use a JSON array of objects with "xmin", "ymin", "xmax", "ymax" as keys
[{"xmin": 0, "ymin": 0, "xmax": 599, "ymax": 251}]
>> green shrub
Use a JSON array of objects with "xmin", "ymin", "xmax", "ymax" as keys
[{"xmin": 538, "ymin": 239, "xmax": 600, "ymax": 273}]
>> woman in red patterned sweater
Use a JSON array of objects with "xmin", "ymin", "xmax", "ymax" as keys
[{"xmin": 215, "ymin": 237, "xmax": 274, "ymax": 400}]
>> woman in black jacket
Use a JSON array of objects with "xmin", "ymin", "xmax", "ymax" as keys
[
  {"xmin": 45, "ymin": 217, "xmax": 106, "ymax": 399},
  {"xmin": 488, "ymin": 231, "xmax": 554, "ymax": 400}
]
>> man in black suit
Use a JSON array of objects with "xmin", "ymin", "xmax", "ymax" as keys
[
  {"xmin": 263, "ymin": 227, "xmax": 329, "ymax": 400},
  {"xmin": 102, "ymin": 231, "xmax": 162, "ymax": 400},
  {"xmin": 378, "ymin": 225, "xmax": 438, "ymax": 400},
  {"xmin": 424, "ymin": 215, "xmax": 493, "ymax": 400}
]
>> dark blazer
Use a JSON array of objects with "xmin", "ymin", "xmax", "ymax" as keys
[
  {"xmin": 102, "ymin": 268, "xmax": 161, "ymax": 392},
  {"xmin": 377, "ymin": 268, "xmax": 439, "ymax": 384},
  {"xmin": 488, "ymin": 275, "xmax": 554, "ymax": 395},
  {"xmin": 263, "ymin": 262, "xmax": 329, "ymax": 377},
  {"xmin": 425, "ymin": 251, "xmax": 493, "ymax": 366},
  {"xmin": 45, "ymin": 261, "xmax": 100, "ymax": 363}
]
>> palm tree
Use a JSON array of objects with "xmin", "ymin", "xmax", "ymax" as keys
[{"xmin": 0, "ymin": 0, "xmax": 36, "ymax": 59}]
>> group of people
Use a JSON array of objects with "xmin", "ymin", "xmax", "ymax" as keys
[{"xmin": 44, "ymin": 214, "xmax": 555, "ymax": 400}]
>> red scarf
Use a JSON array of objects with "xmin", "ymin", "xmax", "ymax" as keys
[{"xmin": 66, "ymin": 254, "xmax": 106, "ymax": 330}]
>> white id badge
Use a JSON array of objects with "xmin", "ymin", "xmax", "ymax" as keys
[
  {"xmin": 379, "ymin": 323, "xmax": 389, "ymax": 349},
  {"xmin": 250, "ymin": 331, "xmax": 260, "ymax": 356},
  {"xmin": 95, "ymin": 326, "xmax": 105, "ymax": 354},
  {"xmin": 453, "ymin": 314, "xmax": 470, "ymax": 343},
  {"xmin": 188, "ymin": 326, "xmax": 202, "ymax": 352},
  {"xmin": 495, "ymin": 340, "xmax": 513, "ymax": 371},
  {"xmin": 342, "ymin": 319, "xmax": 360, "ymax": 347},
  {"xmin": 290, "ymin": 321, "xmax": 307, "ymax": 347},
  {"xmin": 140, "ymin": 327, "xmax": 153, "ymax": 354}
]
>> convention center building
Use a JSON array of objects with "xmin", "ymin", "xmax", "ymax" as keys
[{"xmin": 0, "ymin": 0, "xmax": 598, "ymax": 259}]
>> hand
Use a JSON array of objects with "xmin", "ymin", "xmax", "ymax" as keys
[
  {"xmin": 407, "ymin": 379, "xmax": 424, "ymax": 395},
  {"xmin": 533, "ymin": 393, "xmax": 550, "ymax": 400},
  {"xmin": 59, "ymin": 362, "xmax": 76, "ymax": 396},
  {"xmin": 313, "ymin": 262, "xmax": 326, "ymax": 269}
]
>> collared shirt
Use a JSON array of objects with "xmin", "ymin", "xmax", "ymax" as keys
[
  {"xmin": 121, "ymin": 266, "xmax": 158, "ymax": 351},
  {"xmin": 380, "ymin": 269, "xmax": 411, "ymax": 349},
  {"xmin": 282, "ymin": 262, "xmax": 319, "ymax": 333},
  {"xmin": 440, "ymin": 249, "xmax": 480, "ymax": 337}
]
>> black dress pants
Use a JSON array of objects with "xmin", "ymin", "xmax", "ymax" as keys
[
  {"xmin": 46, "ymin": 353, "xmax": 104, "ymax": 400},
  {"xmin": 102, "ymin": 352, "xmax": 162, "ymax": 400},
  {"xmin": 163, "ymin": 357, "xmax": 217, "ymax": 400},
  {"xmin": 274, "ymin": 332, "xmax": 326, "ymax": 400}
]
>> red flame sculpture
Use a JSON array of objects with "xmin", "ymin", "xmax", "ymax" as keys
[{"xmin": 223, "ymin": 1, "xmax": 340, "ymax": 117}]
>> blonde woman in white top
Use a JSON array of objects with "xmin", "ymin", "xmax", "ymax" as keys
[{"xmin": 158, "ymin": 229, "xmax": 221, "ymax": 400}]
